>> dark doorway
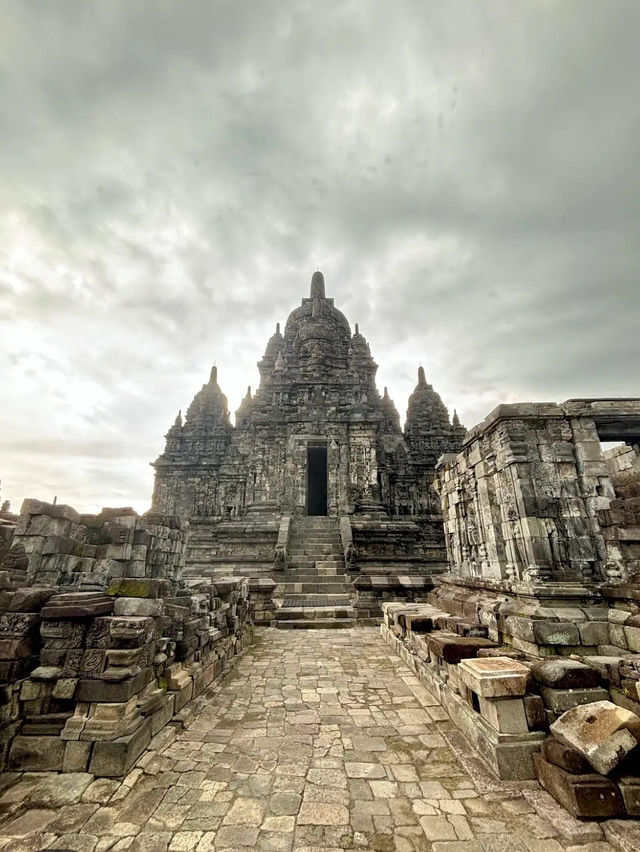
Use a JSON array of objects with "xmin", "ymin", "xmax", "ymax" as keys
[{"xmin": 307, "ymin": 447, "xmax": 328, "ymax": 515}]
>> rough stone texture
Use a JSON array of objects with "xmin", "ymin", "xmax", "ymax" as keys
[
  {"xmin": 534, "ymin": 753, "xmax": 625, "ymax": 820},
  {"xmin": 0, "ymin": 628, "xmax": 621, "ymax": 851},
  {"xmin": 2, "ymin": 501, "xmax": 188, "ymax": 589},
  {"xmin": 551, "ymin": 700, "xmax": 640, "ymax": 775},
  {"xmin": 434, "ymin": 399, "xmax": 640, "ymax": 588}
]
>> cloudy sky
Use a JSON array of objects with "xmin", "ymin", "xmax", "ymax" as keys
[{"xmin": 1, "ymin": 1, "xmax": 639, "ymax": 514}]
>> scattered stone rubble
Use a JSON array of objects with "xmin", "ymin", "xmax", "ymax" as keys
[
  {"xmin": 0, "ymin": 499, "xmax": 264, "ymax": 775},
  {"xmin": 382, "ymin": 398, "xmax": 640, "ymax": 820}
]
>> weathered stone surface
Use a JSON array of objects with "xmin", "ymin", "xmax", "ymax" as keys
[
  {"xmin": 531, "ymin": 659, "xmax": 602, "ymax": 690},
  {"xmin": 533, "ymin": 753, "xmax": 624, "ymax": 819},
  {"xmin": 89, "ymin": 717, "xmax": 152, "ymax": 776},
  {"xmin": 427, "ymin": 633, "xmax": 496, "ymax": 663},
  {"xmin": 8, "ymin": 734, "xmax": 66, "ymax": 770},
  {"xmin": 540, "ymin": 686, "xmax": 610, "ymax": 713},
  {"xmin": 542, "ymin": 736, "xmax": 591, "ymax": 774},
  {"xmin": 458, "ymin": 656, "xmax": 530, "ymax": 698},
  {"xmin": 550, "ymin": 700, "xmax": 640, "ymax": 775},
  {"xmin": 25, "ymin": 772, "xmax": 94, "ymax": 807},
  {"xmin": 611, "ymin": 775, "xmax": 640, "ymax": 820},
  {"xmin": 113, "ymin": 597, "xmax": 164, "ymax": 617}
]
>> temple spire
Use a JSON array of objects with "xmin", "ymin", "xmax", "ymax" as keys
[
  {"xmin": 310, "ymin": 270, "xmax": 325, "ymax": 300},
  {"xmin": 210, "ymin": 365, "xmax": 218, "ymax": 385},
  {"xmin": 417, "ymin": 365, "xmax": 426, "ymax": 387},
  {"xmin": 174, "ymin": 410, "xmax": 183, "ymax": 428},
  {"xmin": 452, "ymin": 409, "xmax": 461, "ymax": 428}
]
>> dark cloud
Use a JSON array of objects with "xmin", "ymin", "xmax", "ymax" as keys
[{"xmin": 1, "ymin": 0, "xmax": 639, "ymax": 512}]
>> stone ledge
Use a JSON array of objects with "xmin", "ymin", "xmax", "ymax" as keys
[{"xmin": 381, "ymin": 623, "xmax": 545, "ymax": 780}]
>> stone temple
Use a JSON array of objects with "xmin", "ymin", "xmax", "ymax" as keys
[
  {"xmin": 3, "ymin": 270, "xmax": 640, "ymax": 838},
  {"xmin": 151, "ymin": 271, "xmax": 465, "ymax": 624}
]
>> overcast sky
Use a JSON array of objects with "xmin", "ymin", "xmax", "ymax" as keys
[{"xmin": 1, "ymin": 1, "xmax": 639, "ymax": 514}]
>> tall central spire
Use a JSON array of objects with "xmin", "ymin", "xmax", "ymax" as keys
[{"xmin": 310, "ymin": 270, "xmax": 325, "ymax": 299}]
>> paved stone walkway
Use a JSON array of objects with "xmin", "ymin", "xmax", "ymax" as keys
[{"xmin": 0, "ymin": 627, "xmax": 626, "ymax": 851}]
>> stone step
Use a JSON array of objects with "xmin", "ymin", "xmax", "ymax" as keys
[
  {"xmin": 276, "ymin": 618, "xmax": 355, "ymax": 630},
  {"xmin": 276, "ymin": 605, "xmax": 356, "ymax": 620},
  {"xmin": 277, "ymin": 583, "xmax": 352, "ymax": 595},
  {"xmin": 288, "ymin": 546, "xmax": 340, "ymax": 555},
  {"xmin": 284, "ymin": 571, "xmax": 347, "ymax": 581}
]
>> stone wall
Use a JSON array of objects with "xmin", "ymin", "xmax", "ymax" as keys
[
  {"xmin": 424, "ymin": 398, "xmax": 640, "ymax": 819},
  {"xmin": 435, "ymin": 400, "xmax": 640, "ymax": 590},
  {"xmin": 602, "ymin": 443, "xmax": 640, "ymax": 580},
  {"xmin": 382, "ymin": 601, "xmax": 640, "ymax": 819},
  {"xmin": 5, "ymin": 500, "xmax": 188, "ymax": 589},
  {"xmin": 0, "ymin": 499, "xmax": 262, "ymax": 775}
]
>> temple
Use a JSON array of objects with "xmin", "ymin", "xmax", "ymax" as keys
[{"xmin": 151, "ymin": 271, "xmax": 465, "ymax": 623}]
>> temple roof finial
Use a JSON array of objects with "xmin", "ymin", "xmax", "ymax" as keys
[
  {"xmin": 276, "ymin": 322, "xmax": 280, "ymax": 335},
  {"xmin": 355, "ymin": 323, "xmax": 359, "ymax": 335},
  {"xmin": 174, "ymin": 410, "xmax": 183, "ymax": 428},
  {"xmin": 452, "ymin": 409, "xmax": 461, "ymax": 427},
  {"xmin": 310, "ymin": 270, "xmax": 325, "ymax": 300},
  {"xmin": 210, "ymin": 365, "xmax": 218, "ymax": 385},
  {"xmin": 418, "ymin": 365, "xmax": 426, "ymax": 387}
]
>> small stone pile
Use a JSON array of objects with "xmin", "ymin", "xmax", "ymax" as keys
[
  {"xmin": 0, "ymin": 499, "xmax": 255, "ymax": 776},
  {"xmin": 536, "ymin": 699, "xmax": 640, "ymax": 819},
  {"xmin": 381, "ymin": 601, "xmax": 640, "ymax": 820}
]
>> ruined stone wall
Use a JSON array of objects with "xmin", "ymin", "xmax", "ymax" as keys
[
  {"xmin": 0, "ymin": 499, "xmax": 270, "ymax": 774},
  {"xmin": 601, "ymin": 443, "xmax": 640, "ymax": 579},
  {"xmin": 434, "ymin": 402, "xmax": 634, "ymax": 588},
  {"xmin": 3, "ymin": 500, "xmax": 188, "ymax": 589}
]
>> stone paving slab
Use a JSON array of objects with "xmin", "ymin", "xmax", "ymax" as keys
[{"xmin": 0, "ymin": 627, "xmax": 626, "ymax": 851}]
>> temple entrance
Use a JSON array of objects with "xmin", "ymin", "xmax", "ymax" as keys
[{"xmin": 307, "ymin": 446, "xmax": 328, "ymax": 515}]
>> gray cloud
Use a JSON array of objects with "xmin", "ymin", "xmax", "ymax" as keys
[{"xmin": 1, "ymin": 0, "xmax": 639, "ymax": 512}]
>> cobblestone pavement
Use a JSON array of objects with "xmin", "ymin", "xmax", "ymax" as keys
[{"xmin": 0, "ymin": 627, "xmax": 626, "ymax": 851}]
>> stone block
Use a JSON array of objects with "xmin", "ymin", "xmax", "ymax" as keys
[
  {"xmin": 542, "ymin": 736, "xmax": 590, "ymax": 774},
  {"xmin": 63, "ymin": 740, "xmax": 93, "ymax": 772},
  {"xmin": 478, "ymin": 695, "xmax": 529, "ymax": 733},
  {"xmin": 107, "ymin": 578, "xmax": 172, "ymax": 599},
  {"xmin": 459, "ymin": 656, "xmax": 530, "ymax": 698},
  {"xmin": 624, "ymin": 626, "xmax": 640, "ymax": 653},
  {"xmin": 578, "ymin": 621, "xmax": 610, "ymax": 646},
  {"xmin": 7, "ymin": 587, "xmax": 56, "ymax": 612},
  {"xmin": 8, "ymin": 735, "xmax": 65, "ymax": 770},
  {"xmin": 609, "ymin": 623, "xmax": 628, "ymax": 648},
  {"xmin": 41, "ymin": 592, "xmax": 114, "ymax": 619},
  {"xmin": 533, "ymin": 753, "xmax": 624, "ymax": 819},
  {"xmin": 551, "ymin": 700, "xmax": 640, "ymax": 775},
  {"xmin": 193, "ymin": 662, "xmax": 215, "ymax": 697},
  {"xmin": 0, "ymin": 637, "xmax": 34, "ymax": 658},
  {"xmin": 530, "ymin": 658, "xmax": 601, "ymax": 689},
  {"xmin": 426, "ymin": 632, "xmax": 496, "ymax": 663},
  {"xmin": 524, "ymin": 694, "xmax": 547, "ymax": 731},
  {"xmin": 532, "ymin": 620, "xmax": 580, "ymax": 645},
  {"xmin": 617, "ymin": 775, "xmax": 640, "ymax": 816},
  {"xmin": 113, "ymin": 597, "xmax": 164, "ymax": 617},
  {"xmin": 89, "ymin": 716, "xmax": 152, "ymax": 776},
  {"xmin": 171, "ymin": 679, "xmax": 193, "ymax": 712},
  {"xmin": 76, "ymin": 667, "xmax": 153, "ymax": 703},
  {"xmin": 151, "ymin": 693, "xmax": 175, "ymax": 736},
  {"xmin": 540, "ymin": 686, "xmax": 609, "ymax": 713}
]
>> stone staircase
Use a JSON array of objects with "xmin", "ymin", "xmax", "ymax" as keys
[{"xmin": 275, "ymin": 517, "xmax": 356, "ymax": 629}]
